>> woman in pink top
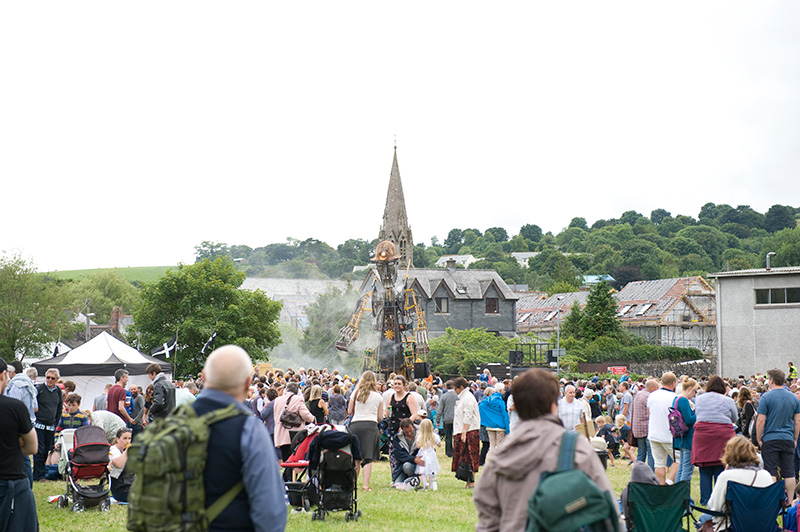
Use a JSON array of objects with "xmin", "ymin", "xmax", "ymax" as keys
[{"xmin": 273, "ymin": 381, "xmax": 315, "ymax": 469}]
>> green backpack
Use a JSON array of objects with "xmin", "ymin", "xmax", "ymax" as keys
[
  {"xmin": 526, "ymin": 431, "xmax": 620, "ymax": 532},
  {"xmin": 126, "ymin": 403, "xmax": 248, "ymax": 532}
]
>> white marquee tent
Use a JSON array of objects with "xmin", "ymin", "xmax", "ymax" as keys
[{"xmin": 32, "ymin": 332, "xmax": 172, "ymax": 411}]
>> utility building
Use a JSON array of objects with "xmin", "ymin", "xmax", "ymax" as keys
[{"xmin": 710, "ymin": 266, "xmax": 800, "ymax": 377}]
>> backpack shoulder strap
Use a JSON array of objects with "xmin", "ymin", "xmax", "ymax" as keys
[
  {"xmin": 200, "ymin": 402, "xmax": 249, "ymax": 426},
  {"xmin": 671, "ymin": 397, "xmax": 679, "ymax": 409},
  {"xmin": 206, "ymin": 481, "xmax": 244, "ymax": 522},
  {"xmin": 556, "ymin": 431, "xmax": 578, "ymax": 472}
]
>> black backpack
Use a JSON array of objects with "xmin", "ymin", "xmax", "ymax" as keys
[{"xmin": 526, "ymin": 431, "xmax": 620, "ymax": 532}]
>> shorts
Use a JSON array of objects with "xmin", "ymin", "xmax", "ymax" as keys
[
  {"xmin": 649, "ymin": 440, "xmax": 673, "ymax": 468},
  {"xmin": 761, "ymin": 439, "xmax": 795, "ymax": 479}
]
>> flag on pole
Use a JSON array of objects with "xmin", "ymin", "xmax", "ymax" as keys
[
  {"xmin": 151, "ymin": 333, "xmax": 178, "ymax": 359},
  {"xmin": 200, "ymin": 329, "xmax": 217, "ymax": 355}
]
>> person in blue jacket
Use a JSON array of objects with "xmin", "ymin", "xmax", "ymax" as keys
[
  {"xmin": 673, "ymin": 377, "xmax": 699, "ymax": 483},
  {"xmin": 478, "ymin": 387, "xmax": 510, "ymax": 457}
]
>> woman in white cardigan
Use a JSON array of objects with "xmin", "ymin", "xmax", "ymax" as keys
[{"xmin": 452, "ymin": 377, "xmax": 481, "ymax": 488}]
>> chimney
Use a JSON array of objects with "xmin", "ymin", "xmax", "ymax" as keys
[
  {"xmin": 446, "ymin": 258, "xmax": 456, "ymax": 273},
  {"xmin": 110, "ymin": 306, "xmax": 123, "ymax": 332},
  {"xmin": 766, "ymin": 252, "xmax": 776, "ymax": 271}
]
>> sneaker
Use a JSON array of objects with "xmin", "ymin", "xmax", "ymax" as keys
[{"xmin": 405, "ymin": 476, "xmax": 420, "ymax": 488}]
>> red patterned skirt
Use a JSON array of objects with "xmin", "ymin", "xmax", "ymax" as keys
[{"xmin": 451, "ymin": 429, "xmax": 481, "ymax": 474}]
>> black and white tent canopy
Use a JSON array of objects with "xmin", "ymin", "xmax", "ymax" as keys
[{"xmin": 32, "ymin": 332, "xmax": 172, "ymax": 410}]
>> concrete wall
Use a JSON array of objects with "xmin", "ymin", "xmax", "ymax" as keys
[{"xmin": 716, "ymin": 273, "xmax": 800, "ymax": 378}]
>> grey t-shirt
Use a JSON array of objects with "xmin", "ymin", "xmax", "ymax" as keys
[
  {"xmin": 131, "ymin": 394, "xmax": 145, "ymax": 425},
  {"xmin": 93, "ymin": 393, "xmax": 107, "ymax": 411}
]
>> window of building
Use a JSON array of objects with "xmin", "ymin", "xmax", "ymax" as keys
[
  {"xmin": 755, "ymin": 288, "xmax": 800, "ymax": 305},
  {"xmin": 434, "ymin": 297, "xmax": 449, "ymax": 314},
  {"xmin": 485, "ymin": 298, "xmax": 499, "ymax": 314}
]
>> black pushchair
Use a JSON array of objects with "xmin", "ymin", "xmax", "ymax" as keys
[
  {"xmin": 307, "ymin": 427, "xmax": 362, "ymax": 522},
  {"xmin": 56, "ymin": 425, "xmax": 111, "ymax": 512}
]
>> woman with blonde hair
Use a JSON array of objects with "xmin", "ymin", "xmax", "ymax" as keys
[
  {"xmin": 697, "ymin": 436, "xmax": 773, "ymax": 531},
  {"xmin": 415, "ymin": 418, "xmax": 441, "ymax": 490},
  {"xmin": 674, "ymin": 377, "xmax": 699, "ymax": 483},
  {"xmin": 347, "ymin": 371, "xmax": 384, "ymax": 491},
  {"xmin": 308, "ymin": 385, "xmax": 327, "ymax": 424}
]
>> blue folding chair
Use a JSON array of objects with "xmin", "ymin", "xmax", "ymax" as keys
[{"xmin": 700, "ymin": 480, "xmax": 787, "ymax": 532}]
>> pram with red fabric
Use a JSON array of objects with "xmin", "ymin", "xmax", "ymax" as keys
[
  {"xmin": 282, "ymin": 424, "xmax": 363, "ymax": 521},
  {"xmin": 56, "ymin": 425, "xmax": 111, "ymax": 512},
  {"xmin": 281, "ymin": 427, "xmax": 319, "ymax": 512}
]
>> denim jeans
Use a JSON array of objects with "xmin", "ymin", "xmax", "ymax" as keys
[
  {"xmin": 699, "ymin": 464, "xmax": 725, "ymax": 505},
  {"xmin": 674, "ymin": 448, "xmax": 694, "ymax": 483},
  {"xmin": 636, "ymin": 437, "xmax": 654, "ymax": 470},
  {"xmin": 393, "ymin": 461, "xmax": 417, "ymax": 482}
]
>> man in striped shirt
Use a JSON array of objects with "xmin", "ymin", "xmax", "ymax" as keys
[{"xmin": 631, "ymin": 379, "xmax": 657, "ymax": 469}]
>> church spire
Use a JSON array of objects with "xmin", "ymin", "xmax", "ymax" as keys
[{"xmin": 379, "ymin": 146, "xmax": 414, "ymax": 267}]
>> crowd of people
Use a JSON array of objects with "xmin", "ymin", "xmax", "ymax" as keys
[{"xmin": 5, "ymin": 354, "xmax": 800, "ymax": 531}]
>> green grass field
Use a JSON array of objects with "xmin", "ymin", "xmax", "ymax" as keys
[
  {"xmin": 44, "ymin": 266, "xmax": 176, "ymax": 284},
  {"xmin": 32, "ymin": 449, "xmax": 703, "ymax": 532}
]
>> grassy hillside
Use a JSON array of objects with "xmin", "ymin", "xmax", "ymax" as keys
[{"xmin": 45, "ymin": 266, "xmax": 175, "ymax": 284}]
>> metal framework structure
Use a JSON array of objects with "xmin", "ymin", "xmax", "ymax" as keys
[{"xmin": 335, "ymin": 241, "xmax": 429, "ymax": 379}]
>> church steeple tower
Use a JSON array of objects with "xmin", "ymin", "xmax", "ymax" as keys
[{"xmin": 378, "ymin": 147, "xmax": 414, "ymax": 267}]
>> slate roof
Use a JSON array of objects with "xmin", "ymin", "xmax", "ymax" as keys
[
  {"xmin": 361, "ymin": 268, "xmax": 519, "ymax": 301},
  {"xmin": 516, "ymin": 277, "xmax": 714, "ymax": 328},
  {"xmin": 409, "ymin": 269, "xmax": 519, "ymax": 301}
]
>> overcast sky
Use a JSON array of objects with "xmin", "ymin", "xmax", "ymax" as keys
[{"xmin": 2, "ymin": 2, "xmax": 799, "ymax": 272}]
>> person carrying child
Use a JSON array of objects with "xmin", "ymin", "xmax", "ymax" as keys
[
  {"xmin": 596, "ymin": 415, "xmax": 619, "ymax": 467},
  {"xmin": 415, "ymin": 418, "xmax": 441, "ymax": 491}
]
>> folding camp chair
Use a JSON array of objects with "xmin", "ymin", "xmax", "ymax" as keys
[
  {"xmin": 698, "ymin": 480, "xmax": 787, "ymax": 532},
  {"xmin": 625, "ymin": 480, "xmax": 694, "ymax": 532}
]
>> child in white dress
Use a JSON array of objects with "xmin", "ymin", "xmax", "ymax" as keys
[{"xmin": 415, "ymin": 419, "xmax": 441, "ymax": 491}]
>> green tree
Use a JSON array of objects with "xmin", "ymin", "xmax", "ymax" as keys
[
  {"xmin": 547, "ymin": 281, "xmax": 579, "ymax": 297},
  {"xmin": 194, "ymin": 241, "xmax": 231, "ymax": 262},
  {"xmin": 761, "ymin": 227, "xmax": 800, "ymax": 266},
  {"xmin": 580, "ymin": 280, "xmax": 621, "ymax": 341},
  {"xmin": 508, "ymin": 234, "xmax": 529, "ymax": 252},
  {"xmin": 300, "ymin": 286, "xmax": 360, "ymax": 358},
  {"xmin": 427, "ymin": 328, "xmax": 516, "ymax": 377},
  {"xmin": 764, "ymin": 205, "xmax": 797, "ymax": 233},
  {"xmin": 485, "ymin": 227, "xmax": 509, "ymax": 242},
  {"xmin": 520, "ymin": 224, "xmax": 543, "ymax": 242},
  {"xmin": 337, "ymin": 239, "xmax": 373, "ymax": 262},
  {"xmin": 676, "ymin": 225, "xmax": 728, "ymax": 267},
  {"xmin": 444, "ymin": 229, "xmax": 465, "ymax": 253},
  {"xmin": 132, "ymin": 258, "xmax": 282, "ymax": 377},
  {"xmin": 561, "ymin": 301, "xmax": 584, "ymax": 339},
  {"xmin": 568, "ymin": 217, "xmax": 588, "ymax": 230},
  {"xmin": 0, "ymin": 255, "xmax": 71, "ymax": 361},
  {"xmin": 68, "ymin": 270, "xmax": 140, "ymax": 323},
  {"xmin": 650, "ymin": 208, "xmax": 671, "ymax": 225}
]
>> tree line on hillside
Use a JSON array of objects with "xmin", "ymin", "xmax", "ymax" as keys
[
  {"xmin": 196, "ymin": 203, "xmax": 800, "ymax": 292},
  {"xmin": 0, "ymin": 256, "xmax": 282, "ymax": 379}
]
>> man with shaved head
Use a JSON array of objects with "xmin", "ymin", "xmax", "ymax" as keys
[
  {"xmin": 557, "ymin": 384, "xmax": 585, "ymax": 431},
  {"xmin": 191, "ymin": 345, "xmax": 286, "ymax": 532}
]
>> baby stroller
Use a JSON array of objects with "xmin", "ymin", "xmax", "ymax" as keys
[
  {"xmin": 307, "ymin": 427, "xmax": 362, "ymax": 522},
  {"xmin": 281, "ymin": 427, "xmax": 321, "ymax": 512},
  {"xmin": 56, "ymin": 425, "xmax": 111, "ymax": 512}
]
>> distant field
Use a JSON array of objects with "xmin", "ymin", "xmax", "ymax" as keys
[{"xmin": 45, "ymin": 266, "xmax": 176, "ymax": 284}]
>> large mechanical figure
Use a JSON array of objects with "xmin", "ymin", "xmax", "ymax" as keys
[{"xmin": 336, "ymin": 241, "xmax": 429, "ymax": 379}]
